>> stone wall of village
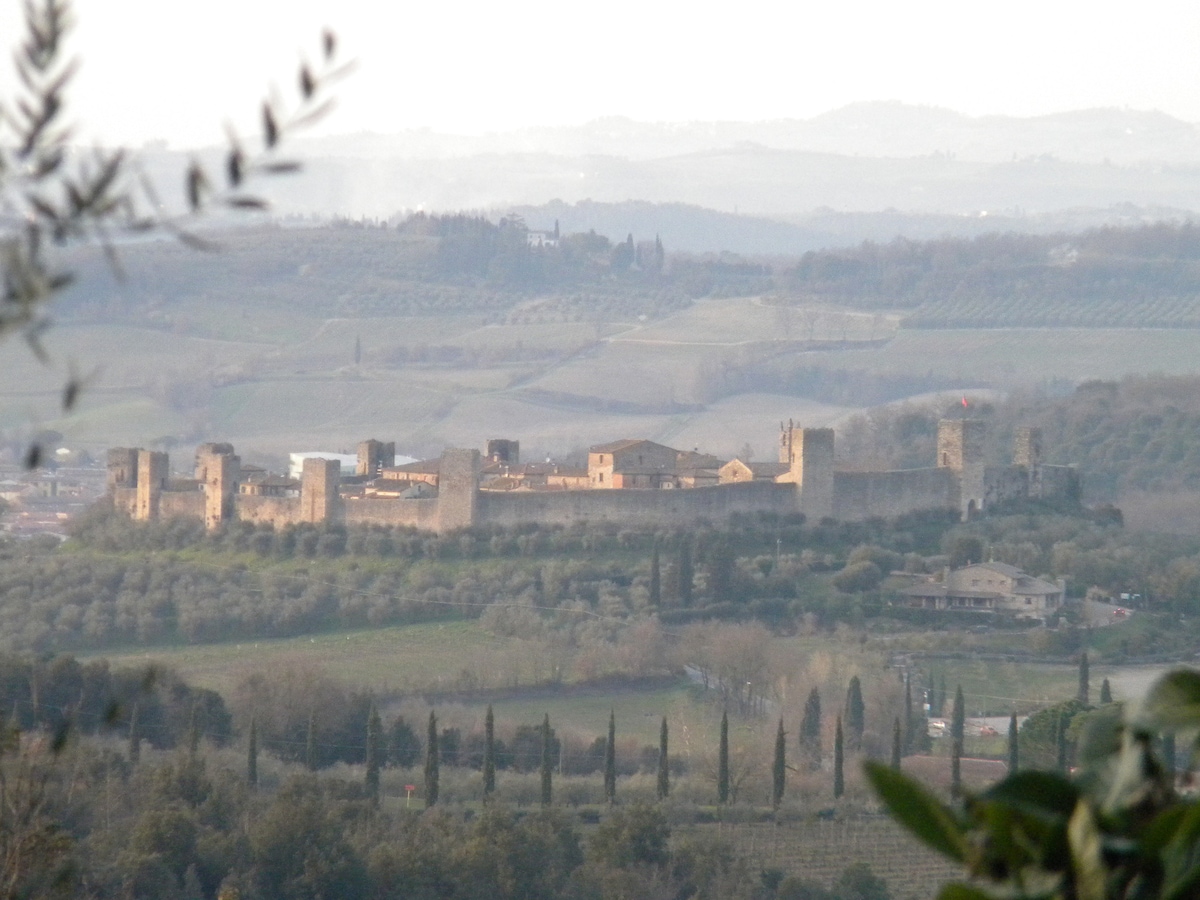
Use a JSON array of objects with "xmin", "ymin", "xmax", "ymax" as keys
[{"xmin": 106, "ymin": 420, "xmax": 1080, "ymax": 534}]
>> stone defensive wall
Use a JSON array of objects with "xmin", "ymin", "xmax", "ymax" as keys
[
  {"xmin": 105, "ymin": 420, "xmax": 1078, "ymax": 534},
  {"xmin": 478, "ymin": 479, "xmax": 801, "ymax": 528},
  {"xmin": 832, "ymin": 467, "xmax": 957, "ymax": 521}
]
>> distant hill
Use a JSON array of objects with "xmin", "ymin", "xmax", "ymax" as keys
[
  {"xmin": 294, "ymin": 103, "xmax": 1200, "ymax": 166},
  {"xmin": 132, "ymin": 103, "xmax": 1200, "ymax": 233}
]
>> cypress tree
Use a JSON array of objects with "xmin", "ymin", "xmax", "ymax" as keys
[
  {"xmin": 845, "ymin": 676, "xmax": 865, "ymax": 752},
  {"xmin": 1078, "ymin": 650, "xmax": 1090, "ymax": 706},
  {"xmin": 188, "ymin": 703, "xmax": 200, "ymax": 757},
  {"xmin": 425, "ymin": 711, "xmax": 440, "ymax": 808},
  {"xmin": 938, "ymin": 674, "xmax": 947, "ymax": 717},
  {"xmin": 891, "ymin": 717, "xmax": 902, "ymax": 771},
  {"xmin": 678, "ymin": 540, "xmax": 693, "ymax": 607},
  {"xmin": 772, "ymin": 718, "xmax": 786, "ymax": 809},
  {"xmin": 247, "ymin": 716, "xmax": 258, "ymax": 787},
  {"xmin": 540, "ymin": 713, "xmax": 553, "ymax": 806},
  {"xmin": 833, "ymin": 716, "xmax": 845, "ymax": 799},
  {"xmin": 801, "ymin": 687, "xmax": 822, "ymax": 769},
  {"xmin": 1055, "ymin": 711, "xmax": 1068, "ymax": 773},
  {"xmin": 656, "ymin": 716, "xmax": 670, "ymax": 801},
  {"xmin": 1007, "ymin": 712, "xmax": 1019, "ymax": 773},
  {"xmin": 649, "ymin": 544, "xmax": 661, "ymax": 606},
  {"xmin": 366, "ymin": 704, "xmax": 382, "ymax": 803},
  {"xmin": 1100, "ymin": 677, "xmax": 1113, "ymax": 705},
  {"xmin": 483, "ymin": 704, "xmax": 496, "ymax": 800},
  {"xmin": 951, "ymin": 685, "xmax": 965, "ymax": 798},
  {"xmin": 903, "ymin": 677, "xmax": 914, "ymax": 753},
  {"xmin": 604, "ymin": 710, "xmax": 616, "ymax": 804},
  {"xmin": 306, "ymin": 710, "xmax": 317, "ymax": 772},
  {"xmin": 717, "ymin": 710, "xmax": 730, "ymax": 805},
  {"xmin": 128, "ymin": 702, "xmax": 140, "ymax": 765}
]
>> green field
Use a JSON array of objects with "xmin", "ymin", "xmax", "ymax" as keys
[
  {"xmin": 83, "ymin": 620, "xmax": 518, "ymax": 697},
  {"xmin": 10, "ymin": 281, "xmax": 1200, "ymax": 466},
  {"xmin": 820, "ymin": 327, "xmax": 1200, "ymax": 385}
]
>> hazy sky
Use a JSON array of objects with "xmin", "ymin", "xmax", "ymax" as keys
[{"xmin": 2, "ymin": 0, "xmax": 1200, "ymax": 147}]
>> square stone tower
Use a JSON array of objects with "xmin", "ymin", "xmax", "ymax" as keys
[
  {"xmin": 779, "ymin": 424, "xmax": 834, "ymax": 519},
  {"xmin": 1013, "ymin": 426, "xmax": 1043, "ymax": 469},
  {"xmin": 301, "ymin": 458, "xmax": 342, "ymax": 523},
  {"xmin": 134, "ymin": 450, "xmax": 168, "ymax": 521},
  {"xmin": 937, "ymin": 419, "xmax": 986, "ymax": 517},
  {"xmin": 486, "ymin": 439, "xmax": 519, "ymax": 465},
  {"xmin": 357, "ymin": 439, "xmax": 395, "ymax": 477},
  {"xmin": 201, "ymin": 448, "xmax": 240, "ymax": 531},
  {"xmin": 107, "ymin": 447, "xmax": 138, "ymax": 492},
  {"xmin": 1014, "ymin": 426, "xmax": 1044, "ymax": 499},
  {"xmin": 438, "ymin": 449, "xmax": 481, "ymax": 533}
]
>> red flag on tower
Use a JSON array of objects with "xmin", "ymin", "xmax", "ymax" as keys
[{"xmin": 961, "ymin": 396, "xmax": 969, "ymax": 408}]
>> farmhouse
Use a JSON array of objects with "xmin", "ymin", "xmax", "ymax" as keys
[
  {"xmin": 899, "ymin": 562, "xmax": 1066, "ymax": 621},
  {"xmin": 106, "ymin": 419, "xmax": 1079, "ymax": 534}
]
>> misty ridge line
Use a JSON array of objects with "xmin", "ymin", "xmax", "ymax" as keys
[{"xmin": 132, "ymin": 102, "xmax": 1200, "ymax": 165}]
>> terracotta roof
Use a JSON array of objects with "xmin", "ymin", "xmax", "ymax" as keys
[
  {"xmin": 589, "ymin": 438, "xmax": 653, "ymax": 453},
  {"xmin": 677, "ymin": 451, "xmax": 724, "ymax": 468},
  {"xmin": 748, "ymin": 462, "xmax": 789, "ymax": 476},
  {"xmin": 258, "ymin": 475, "xmax": 299, "ymax": 488},
  {"xmin": 384, "ymin": 459, "xmax": 440, "ymax": 475},
  {"xmin": 971, "ymin": 561, "xmax": 1024, "ymax": 578}
]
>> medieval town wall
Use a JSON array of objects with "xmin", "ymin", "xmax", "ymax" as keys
[
  {"xmin": 831, "ymin": 468, "xmax": 957, "ymax": 521},
  {"xmin": 983, "ymin": 465, "xmax": 1034, "ymax": 508},
  {"xmin": 1038, "ymin": 465, "xmax": 1080, "ymax": 502},
  {"xmin": 344, "ymin": 496, "xmax": 440, "ymax": 529},
  {"xmin": 104, "ymin": 419, "xmax": 1080, "ymax": 535},
  {"xmin": 477, "ymin": 480, "xmax": 800, "ymax": 528},
  {"xmin": 236, "ymin": 495, "xmax": 302, "ymax": 527},
  {"xmin": 159, "ymin": 491, "xmax": 205, "ymax": 519}
]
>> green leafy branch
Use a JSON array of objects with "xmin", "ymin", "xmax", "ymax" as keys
[
  {"xmin": 868, "ymin": 670, "xmax": 1200, "ymax": 900},
  {"xmin": 0, "ymin": 0, "xmax": 347, "ymax": 463}
]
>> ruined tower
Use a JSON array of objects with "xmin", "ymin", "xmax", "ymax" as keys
[
  {"xmin": 437, "ymin": 448, "xmax": 480, "ymax": 533},
  {"xmin": 301, "ymin": 457, "xmax": 342, "ymax": 524},
  {"xmin": 134, "ymin": 449, "xmax": 168, "ymax": 521},
  {"xmin": 779, "ymin": 423, "xmax": 834, "ymax": 520},
  {"xmin": 357, "ymin": 439, "xmax": 395, "ymax": 477},
  {"xmin": 937, "ymin": 419, "xmax": 986, "ymax": 517}
]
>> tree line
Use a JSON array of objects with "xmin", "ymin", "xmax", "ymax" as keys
[{"xmin": 777, "ymin": 222, "xmax": 1200, "ymax": 328}]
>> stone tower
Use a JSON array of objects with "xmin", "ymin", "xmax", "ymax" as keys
[
  {"xmin": 486, "ymin": 439, "xmax": 519, "ymax": 465},
  {"xmin": 937, "ymin": 419, "xmax": 986, "ymax": 517},
  {"xmin": 437, "ymin": 448, "xmax": 480, "ymax": 533},
  {"xmin": 196, "ymin": 444, "xmax": 240, "ymax": 531},
  {"xmin": 107, "ymin": 447, "xmax": 138, "ymax": 492},
  {"xmin": 1014, "ymin": 426, "xmax": 1043, "ymax": 499},
  {"xmin": 1013, "ymin": 426, "xmax": 1043, "ymax": 469},
  {"xmin": 301, "ymin": 458, "xmax": 342, "ymax": 523},
  {"xmin": 779, "ymin": 423, "xmax": 834, "ymax": 519},
  {"xmin": 357, "ymin": 439, "xmax": 395, "ymax": 477},
  {"xmin": 134, "ymin": 449, "xmax": 168, "ymax": 521}
]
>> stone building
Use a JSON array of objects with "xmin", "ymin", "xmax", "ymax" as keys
[{"xmin": 899, "ymin": 562, "xmax": 1066, "ymax": 622}]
